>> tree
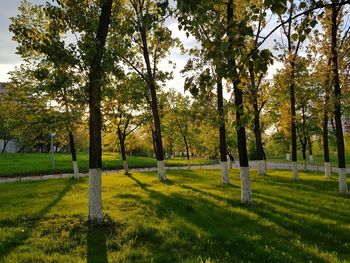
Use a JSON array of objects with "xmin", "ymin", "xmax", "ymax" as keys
[
  {"xmin": 10, "ymin": 0, "xmax": 86, "ymax": 174},
  {"xmin": 163, "ymin": 90, "xmax": 197, "ymax": 167},
  {"xmin": 330, "ymin": 1, "xmax": 348, "ymax": 193},
  {"xmin": 113, "ymin": 0, "xmax": 178, "ymax": 182},
  {"xmin": 87, "ymin": 0, "xmax": 113, "ymax": 222},
  {"xmin": 104, "ymin": 74, "xmax": 147, "ymax": 174}
]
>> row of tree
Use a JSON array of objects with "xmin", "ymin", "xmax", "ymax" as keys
[{"xmin": 1, "ymin": 0, "xmax": 349, "ymax": 223}]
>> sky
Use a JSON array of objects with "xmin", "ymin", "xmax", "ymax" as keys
[{"xmin": 0, "ymin": 0, "xmax": 282, "ymax": 92}]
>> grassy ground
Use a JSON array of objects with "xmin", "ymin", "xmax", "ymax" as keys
[
  {"xmin": 0, "ymin": 169, "xmax": 349, "ymax": 262},
  {"xmin": 267, "ymin": 151, "xmax": 350, "ymax": 167},
  {"xmin": 0, "ymin": 153, "xmax": 217, "ymax": 177}
]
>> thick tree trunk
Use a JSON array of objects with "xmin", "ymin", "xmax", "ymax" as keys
[
  {"xmin": 331, "ymin": 3, "xmax": 348, "ymax": 193},
  {"xmin": 69, "ymin": 132, "xmax": 79, "ymax": 178},
  {"xmin": 227, "ymin": 1, "xmax": 252, "ymax": 203},
  {"xmin": 140, "ymin": 25, "xmax": 166, "ymax": 182},
  {"xmin": 217, "ymin": 75, "xmax": 229, "ymax": 183},
  {"xmin": 88, "ymin": 0, "xmax": 113, "ymax": 222},
  {"xmin": 151, "ymin": 129, "xmax": 158, "ymax": 158}
]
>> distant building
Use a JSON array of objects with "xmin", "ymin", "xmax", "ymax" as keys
[{"xmin": 0, "ymin": 82, "xmax": 6, "ymax": 94}]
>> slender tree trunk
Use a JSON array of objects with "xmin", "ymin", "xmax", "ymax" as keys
[
  {"xmin": 290, "ymin": 60, "xmax": 298, "ymax": 180},
  {"xmin": 248, "ymin": 63, "xmax": 265, "ymax": 175},
  {"xmin": 117, "ymin": 129, "xmax": 129, "ymax": 175},
  {"xmin": 331, "ymin": 3, "xmax": 348, "ymax": 193},
  {"xmin": 88, "ymin": 0, "xmax": 113, "ymax": 223},
  {"xmin": 140, "ymin": 26, "xmax": 166, "ymax": 182},
  {"xmin": 323, "ymin": 59, "xmax": 331, "ymax": 179},
  {"xmin": 227, "ymin": 0, "xmax": 252, "ymax": 203},
  {"xmin": 308, "ymin": 138, "xmax": 313, "ymax": 163},
  {"xmin": 69, "ymin": 131, "xmax": 79, "ymax": 178},
  {"xmin": 217, "ymin": 75, "xmax": 229, "ymax": 183},
  {"xmin": 17, "ymin": 146, "xmax": 25, "ymax": 153},
  {"xmin": 301, "ymin": 139, "xmax": 307, "ymax": 171},
  {"xmin": 183, "ymin": 135, "xmax": 191, "ymax": 169},
  {"xmin": 1, "ymin": 138, "xmax": 9, "ymax": 153}
]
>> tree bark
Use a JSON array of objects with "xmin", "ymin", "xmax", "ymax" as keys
[
  {"xmin": 301, "ymin": 138, "xmax": 307, "ymax": 171},
  {"xmin": 227, "ymin": 0, "xmax": 252, "ymax": 203},
  {"xmin": 88, "ymin": 0, "xmax": 113, "ymax": 222},
  {"xmin": 69, "ymin": 131, "xmax": 79, "ymax": 178},
  {"xmin": 331, "ymin": 3, "xmax": 348, "ymax": 193},
  {"xmin": 308, "ymin": 137, "xmax": 313, "ymax": 162},
  {"xmin": 290, "ymin": 59, "xmax": 298, "ymax": 180},
  {"xmin": 248, "ymin": 63, "xmax": 265, "ymax": 167},
  {"xmin": 140, "ymin": 24, "xmax": 166, "ymax": 182},
  {"xmin": 117, "ymin": 128, "xmax": 129, "ymax": 174},
  {"xmin": 217, "ymin": 75, "xmax": 230, "ymax": 183},
  {"xmin": 323, "ymin": 60, "xmax": 331, "ymax": 178}
]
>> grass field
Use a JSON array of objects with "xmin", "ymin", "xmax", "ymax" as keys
[
  {"xmin": 267, "ymin": 152, "xmax": 350, "ymax": 167},
  {"xmin": 0, "ymin": 153, "xmax": 217, "ymax": 177},
  {"xmin": 0, "ymin": 169, "xmax": 349, "ymax": 262}
]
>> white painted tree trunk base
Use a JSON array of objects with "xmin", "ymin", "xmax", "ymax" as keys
[
  {"xmin": 325, "ymin": 162, "xmax": 331, "ymax": 179},
  {"xmin": 221, "ymin": 161, "xmax": 230, "ymax": 184},
  {"xmin": 226, "ymin": 155, "xmax": 231, "ymax": 169},
  {"xmin": 88, "ymin": 169, "xmax": 103, "ymax": 222},
  {"xmin": 303, "ymin": 160, "xmax": 308, "ymax": 171},
  {"xmin": 123, "ymin": 160, "xmax": 130, "ymax": 175},
  {"xmin": 258, "ymin": 160, "xmax": 265, "ymax": 175},
  {"xmin": 338, "ymin": 168, "xmax": 348, "ymax": 194},
  {"xmin": 157, "ymin": 160, "xmax": 167, "ymax": 182},
  {"xmin": 73, "ymin": 161, "xmax": 80, "ymax": 179},
  {"xmin": 292, "ymin": 162, "xmax": 298, "ymax": 180},
  {"xmin": 240, "ymin": 166, "xmax": 252, "ymax": 204},
  {"xmin": 309, "ymin": 155, "xmax": 313, "ymax": 162}
]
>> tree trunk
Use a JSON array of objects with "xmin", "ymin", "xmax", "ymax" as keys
[
  {"xmin": 217, "ymin": 75, "xmax": 230, "ymax": 183},
  {"xmin": 227, "ymin": 0, "xmax": 252, "ymax": 203},
  {"xmin": 308, "ymin": 138, "xmax": 313, "ymax": 163},
  {"xmin": 290, "ymin": 60, "xmax": 298, "ymax": 180},
  {"xmin": 323, "ymin": 59, "xmax": 331, "ymax": 179},
  {"xmin": 1, "ymin": 138, "xmax": 9, "ymax": 153},
  {"xmin": 183, "ymin": 135, "xmax": 191, "ymax": 169},
  {"xmin": 301, "ymin": 139, "xmax": 307, "ymax": 171},
  {"xmin": 248, "ymin": 62, "xmax": 265, "ymax": 176},
  {"xmin": 331, "ymin": 3, "xmax": 348, "ymax": 193},
  {"xmin": 140, "ymin": 25, "xmax": 166, "ymax": 182},
  {"xmin": 69, "ymin": 131, "xmax": 79, "ymax": 178},
  {"xmin": 88, "ymin": 0, "xmax": 113, "ymax": 223},
  {"xmin": 117, "ymin": 129, "xmax": 129, "ymax": 175},
  {"xmin": 151, "ymin": 128, "xmax": 158, "ymax": 158}
]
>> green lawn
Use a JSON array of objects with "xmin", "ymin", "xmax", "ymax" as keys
[
  {"xmin": 267, "ymin": 152, "xmax": 350, "ymax": 167},
  {"xmin": 0, "ymin": 153, "xmax": 217, "ymax": 177},
  {"xmin": 0, "ymin": 169, "xmax": 349, "ymax": 262}
]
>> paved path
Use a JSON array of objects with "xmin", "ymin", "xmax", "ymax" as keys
[{"xmin": 0, "ymin": 161, "xmax": 345, "ymax": 184}]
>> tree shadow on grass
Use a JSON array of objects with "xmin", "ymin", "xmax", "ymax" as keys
[
  {"xmin": 120, "ymin": 173, "xmax": 336, "ymax": 262},
  {"xmin": 86, "ymin": 214, "xmax": 125, "ymax": 263},
  {"xmin": 87, "ymin": 222, "xmax": 108, "ymax": 263},
  {"xmin": 0, "ymin": 178, "xmax": 78, "ymax": 261},
  {"xmin": 177, "ymin": 180, "xmax": 350, "ymax": 262}
]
